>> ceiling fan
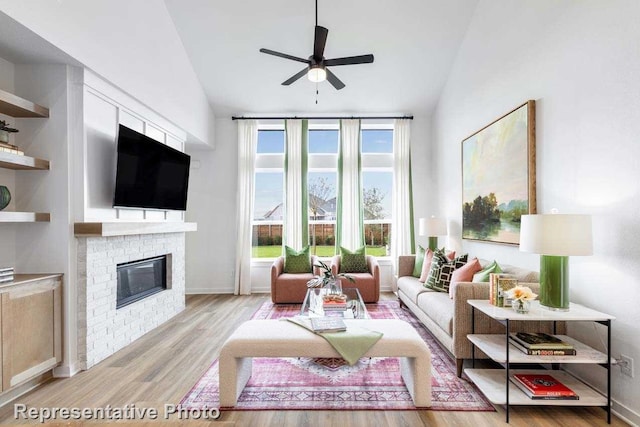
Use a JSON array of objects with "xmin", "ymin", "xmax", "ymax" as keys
[{"xmin": 259, "ymin": 0, "xmax": 374, "ymax": 90}]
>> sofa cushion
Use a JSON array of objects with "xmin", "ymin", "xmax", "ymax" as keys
[
  {"xmin": 425, "ymin": 251, "xmax": 468, "ymax": 293},
  {"xmin": 449, "ymin": 257, "xmax": 483, "ymax": 298},
  {"xmin": 417, "ymin": 291, "xmax": 454, "ymax": 335},
  {"xmin": 418, "ymin": 248, "xmax": 455, "ymax": 283},
  {"xmin": 473, "ymin": 260, "xmax": 502, "ymax": 282},
  {"xmin": 340, "ymin": 246, "xmax": 368, "ymax": 273},
  {"xmin": 412, "ymin": 245, "xmax": 426, "ymax": 277},
  {"xmin": 284, "ymin": 246, "xmax": 311, "ymax": 274},
  {"xmin": 398, "ymin": 276, "xmax": 431, "ymax": 304}
]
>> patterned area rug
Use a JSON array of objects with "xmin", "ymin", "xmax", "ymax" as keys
[{"xmin": 179, "ymin": 300, "xmax": 494, "ymax": 411}]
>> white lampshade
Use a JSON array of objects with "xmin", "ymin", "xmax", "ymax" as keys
[
  {"xmin": 519, "ymin": 214, "xmax": 593, "ymax": 256},
  {"xmin": 307, "ymin": 67, "xmax": 326, "ymax": 83},
  {"xmin": 419, "ymin": 217, "xmax": 447, "ymax": 237}
]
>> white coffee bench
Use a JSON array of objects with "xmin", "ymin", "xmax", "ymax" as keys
[{"xmin": 219, "ymin": 318, "xmax": 432, "ymax": 407}]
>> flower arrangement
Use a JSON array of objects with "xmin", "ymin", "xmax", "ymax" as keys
[
  {"xmin": 505, "ymin": 285, "xmax": 537, "ymax": 313},
  {"xmin": 306, "ymin": 259, "xmax": 355, "ymax": 289}
]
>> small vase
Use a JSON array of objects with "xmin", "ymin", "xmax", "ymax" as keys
[
  {"xmin": 512, "ymin": 299, "xmax": 531, "ymax": 314},
  {"xmin": 0, "ymin": 186, "xmax": 10, "ymax": 211},
  {"xmin": 325, "ymin": 278, "xmax": 342, "ymax": 295}
]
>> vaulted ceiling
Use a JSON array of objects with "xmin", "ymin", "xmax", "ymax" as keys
[{"xmin": 164, "ymin": 0, "xmax": 479, "ymax": 117}]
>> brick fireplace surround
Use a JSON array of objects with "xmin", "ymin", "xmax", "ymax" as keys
[{"xmin": 75, "ymin": 222, "xmax": 196, "ymax": 370}]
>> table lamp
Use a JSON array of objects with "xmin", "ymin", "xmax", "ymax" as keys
[
  {"xmin": 419, "ymin": 216, "xmax": 447, "ymax": 251},
  {"xmin": 519, "ymin": 213, "xmax": 593, "ymax": 311}
]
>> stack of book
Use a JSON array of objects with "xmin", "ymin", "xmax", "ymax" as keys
[
  {"xmin": 0, "ymin": 267, "xmax": 14, "ymax": 284},
  {"xmin": 509, "ymin": 332, "xmax": 576, "ymax": 356},
  {"xmin": 323, "ymin": 300, "xmax": 348, "ymax": 311},
  {"xmin": 323, "ymin": 294, "xmax": 347, "ymax": 311},
  {"xmin": 510, "ymin": 373, "xmax": 579, "ymax": 400},
  {"xmin": 489, "ymin": 273, "xmax": 518, "ymax": 307},
  {"xmin": 0, "ymin": 142, "xmax": 24, "ymax": 155}
]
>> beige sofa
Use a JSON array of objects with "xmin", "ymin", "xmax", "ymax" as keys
[{"xmin": 396, "ymin": 255, "xmax": 565, "ymax": 377}]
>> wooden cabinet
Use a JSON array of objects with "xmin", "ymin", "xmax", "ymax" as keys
[{"xmin": 0, "ymin": 274, "xmax": 62, "ymax": 392}]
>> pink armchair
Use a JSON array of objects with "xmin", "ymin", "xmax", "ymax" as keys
[
  {"xmin": 270, "ymin": 255, "xmax": 319, "ymax": 303},
  {"xmin": 330, "ymin": 255, "xmax": 380, "ymax": 303}
]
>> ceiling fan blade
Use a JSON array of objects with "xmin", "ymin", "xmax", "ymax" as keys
[
  {"xmin": 325, "ymin": 54, "xmax": 374, "ymax": 66},
  {"xmin": 313, "ymin": 26, "xmax": 329, "ymax": 59},
  {"xmin": 260, "ymin": 48, "xmax": 310, "ymax": 64},
  {"xmin": 281, "ymin": 67, "xmax": 309, "ymax": 86},
  {"xmin": 325, "ymin": 68, "xmax": 345, "ymax": 90}
]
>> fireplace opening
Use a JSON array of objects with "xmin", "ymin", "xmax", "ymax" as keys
[{"xmin": 117, "ymin": 255, "xmax": 167, "ymax": 309}]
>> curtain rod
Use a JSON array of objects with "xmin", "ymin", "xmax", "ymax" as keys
[{"xmin": 231, "ymin": 115, "xmax": 414, "ymax": 121}]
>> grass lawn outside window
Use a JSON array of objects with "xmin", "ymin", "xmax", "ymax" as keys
[{"xmin": 252, "ymin": 245, "xmax": 387, "ymax": 258}]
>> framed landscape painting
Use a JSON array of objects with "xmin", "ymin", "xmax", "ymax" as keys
[{"xmin": 462, "ymin": 100, "xmax": 536, "ymax": 245}]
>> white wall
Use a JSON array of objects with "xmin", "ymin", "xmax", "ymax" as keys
[
  {"xmin": 0, "ymin": 0, "xmax": 214, "ymax": 146},
  {"xmin": 431, "ymin": 0, "xmax": 640, "ymax": 422},
  {"xmin": 185, "ymin": 117, "xmax": 237, "ymax": 294}
]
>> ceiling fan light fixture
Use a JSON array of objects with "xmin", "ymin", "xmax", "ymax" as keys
[{"xmin": 307, "ymin": 66, "xmax": 326, "ymax": 82}]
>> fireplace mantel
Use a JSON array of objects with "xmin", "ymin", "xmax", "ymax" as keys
[{"xmin": 74, "ymin": 221, "xmax": 197, "ymax": 237}]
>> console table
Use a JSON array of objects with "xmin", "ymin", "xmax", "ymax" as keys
[{"xmin": 465, "ymin": 299, "xmax": 615, "ymax": 423}]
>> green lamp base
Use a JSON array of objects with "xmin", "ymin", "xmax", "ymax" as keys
[
  {"xmin": 539, "ymin": 255, "xmax": 570, "ymax": 311},
  {"xmin": 428, "ymin": 237, "xmax": 438, "ymax": 251}
]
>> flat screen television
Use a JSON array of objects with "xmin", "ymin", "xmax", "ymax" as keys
[{"xmin": 113, "ymin": 124, "xmax": 190, "ymax": 211}]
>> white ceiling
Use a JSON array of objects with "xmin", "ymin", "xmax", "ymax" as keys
[{"xmin": 164, "ymin": 0, "xmax": 478, "ymax": 117}]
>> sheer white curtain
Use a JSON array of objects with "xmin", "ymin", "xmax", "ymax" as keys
[
  {"xmin": 336, "ymin": 119, "xmax": 364, "ymax": 250},
  {"xmin": 284, "ymin": 119, "xmax": 308, "ymax": 249},
  {"xmin": 391, "ymin": 119, "xmax": 414, "ymax": 267},
  {"xmin": 234, "ymin": 120, "xmax": 258, "ymax": 295}
]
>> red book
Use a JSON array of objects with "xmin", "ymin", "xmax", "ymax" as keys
[{"xmin": 511, "ymin": 374, "xmax": 578, "ymax": 399}]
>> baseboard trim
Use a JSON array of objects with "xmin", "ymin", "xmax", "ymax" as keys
[
  {"xmin": 0, "ymin": 372, "xmax": 53, "ymax": 408},
  {"xmin": 612, "ymin": 402, "xmax": 640, "ymax": 427},
  {"xmin": 53, "ymin": 363, "xmax": 81, "ymax": 378},
  {"xmin": 568, "ymin": 370, "xmax": 640, "ymax": 426}
]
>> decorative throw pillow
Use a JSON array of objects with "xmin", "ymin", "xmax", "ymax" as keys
[
  {"xmin": 449, "ymin": 257, "xmax": 483, "ymax": 298},
  {"xmin": 283, "ymin": 246, "xmax": 311, "ymax": 274},
  {"xmin": 340, "ymin": 246, "xmax": 368, "ymax": 273},
  {"xmin": 412, "ymin": 246, "xmax": 426, "ymax": 278},
  {"xmin": 425, "ymin": 251, "xmax": 468, "ymax": 293},
  {"xmin": 418, "ymin": 248, "xmax": 456, "ymax": 283},
  {"xmin": 472, "ymin": 260, "xmax": 502, "ymax": 282}
]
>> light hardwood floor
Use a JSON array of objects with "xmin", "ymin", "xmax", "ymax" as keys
[{"xmin": 0, "ymin": 294, "xmax": 626, "ymax": 426}]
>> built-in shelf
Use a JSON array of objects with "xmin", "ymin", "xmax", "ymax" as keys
[
  {"xmin": 0, "ymin": 88, "xmax": 49, "ymax": 118},
  {"xmin": 74, "ymin": 221, "xmax": 197, "ymax": 237},
  {"xmin": 0, "ymin": 212, "xmax": 50, "ymax": 223},
  {"xmin": 0, "ymin": 151, "xmax": 50, "ymax": 170}
]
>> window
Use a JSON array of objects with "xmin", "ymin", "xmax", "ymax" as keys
[
  {"xmin": 251, "ymin": 123, "xmax": 396, "ymax": 259},
  {"xmin": 256, "ymin": 129, "xmax": 284, "ymax": 153},
  {"xmin": 308, "ymin": 129, "xmax": 339, "ymax": 153},
  {"xmin": 361, "ymin": 128, "xmax": 394, "ymax": 256},
  {"xmin": 252, "ymin": 129, "xmax": 285, "ymax": 258},
  {"xmin": 362, "ymin": 129, "xmax": 393, "ymax": 153},
  {"xmin": 307, "ymin": 128, "xmax": 339, "ymax": 256},
  {"xmin": 362, "ymin": 171, "xmax": 392, "ymax": 256}
]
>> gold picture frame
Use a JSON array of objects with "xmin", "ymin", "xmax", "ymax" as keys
[{"xmin": 461, "ymin": 100, "xmax": 536, "ymax": 245}]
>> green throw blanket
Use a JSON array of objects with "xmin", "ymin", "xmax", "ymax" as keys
[{"xmin": 285, "ymin": 318, "xmax": 383, "ymax": 365}]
